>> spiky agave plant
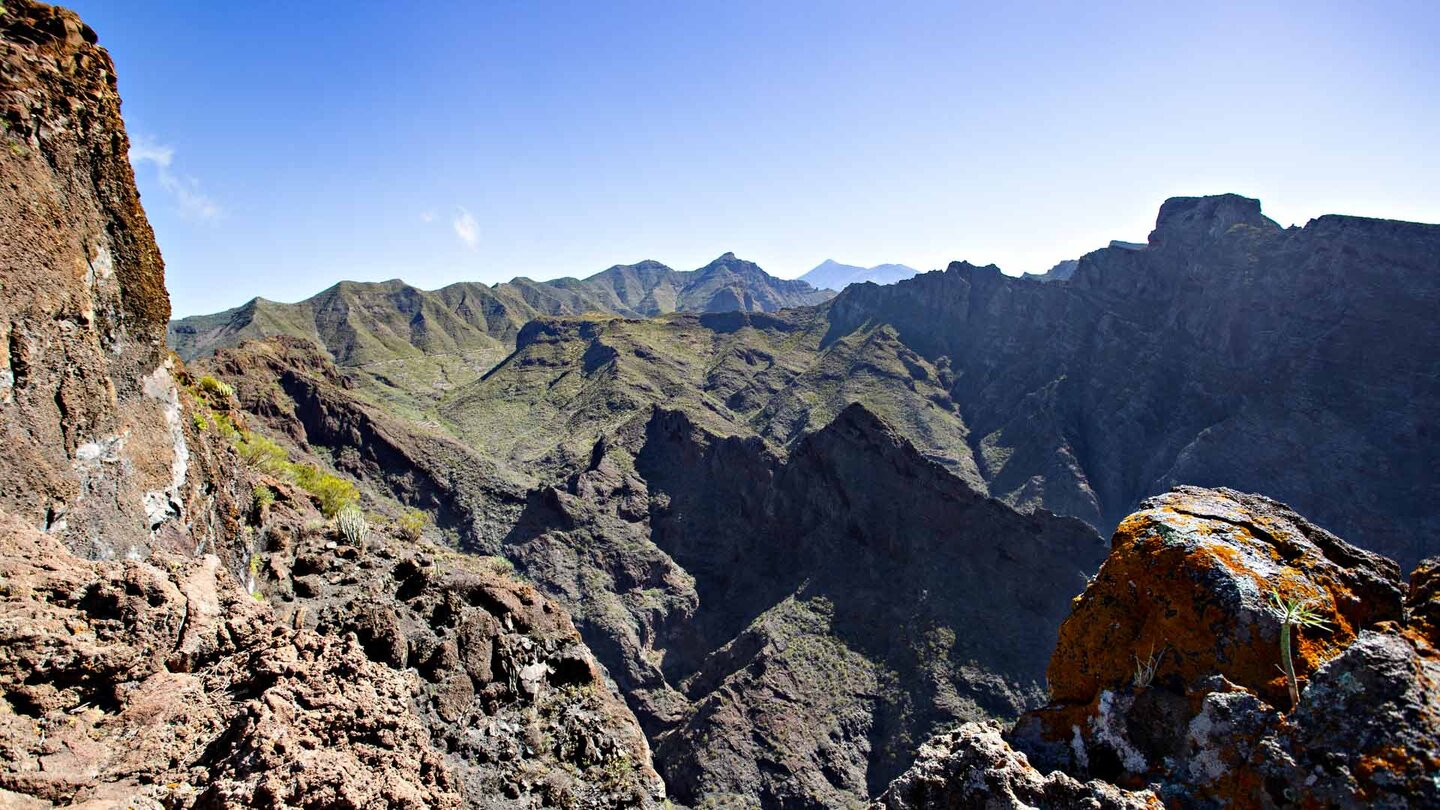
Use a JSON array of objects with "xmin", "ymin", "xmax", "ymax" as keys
[{"xmin": 1268, "ymin": 589, "xmax": 1332, "ymax": 711}]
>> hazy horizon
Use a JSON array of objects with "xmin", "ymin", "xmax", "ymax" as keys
[{"xmin": 69, "ymin": 1, "xmax": 1440, "ymax": 318}]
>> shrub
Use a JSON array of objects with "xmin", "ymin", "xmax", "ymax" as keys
[
  {"xmin": 212, "ymin": 412, "xmax": 241, "ymax": 442},
  {"xmin": 1132, "ymin": 642, "xmax": 1166, "ymax": 688},
  {"xmin": 294, "ymin": 464, "xmax": 359, "ymax": 517},
  {"xmin": 191, "ymin": 412, "xmax": 209, "ymax": 431},
  {"xmin": 237, "ymin": 433, "xmax": 291, "ymax": 476},
  {"xmin": 197, "ymin": 374, "xmax": 235, "ymax": 400},
  {"xmin": 397, "ymin": 507, "xmax": 429, "ymax": 541},
  {"xmin": 230, "ymin": 425, "xmax": 358, "ymax": 518},
  {"xmin": 337, "ymin": 506, "xmax": 369, "ymax": 549},
  {"xmin": 252, "ymin": 484, "xmax": 276, "ymax": 512}
]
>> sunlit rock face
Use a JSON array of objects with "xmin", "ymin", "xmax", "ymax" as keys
[
  {"xmin": 0, "ymin": 0, "xmax": 210, "ymax": 561},
  {"xmin": 878, "ymin": 487, "xmax": 1438, "ymax": 810}
]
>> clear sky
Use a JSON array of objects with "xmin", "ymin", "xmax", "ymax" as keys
[{"xmin": 67, "ymin": 0, "xmax": 1440, "ymax": 317}]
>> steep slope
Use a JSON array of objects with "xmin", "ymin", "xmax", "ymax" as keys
[
  {"xmin": 217, "ymin": 335, "xmax": 1106, "ymax": 809},
  {"xmin": 826, "ymin": 194, "xmax": 1440, "ymax": 568},
  {"xmin": 0, "ymin": 4, "xmax": 666, "ymax": 807},
  {"xmin": 636, "ymin": 406, "xmax": 1104, "ymax": 805},
  {"xmin": 0, "ymin": 0, "xmax": 208, "ymax": 561},
  {"xmin": 801, "ymin": 259, "xmax": 918, "ymax": 290},
  {"xmin": 203, "ymin": 336, "xmax": 535, "ymax": 551}
]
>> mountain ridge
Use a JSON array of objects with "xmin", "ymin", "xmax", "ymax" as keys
[
  {"xmin": 800, "ymin": 258, "xmax": 919, "ymax": 290},
  {"xmin": 169, "ymin": 253, "xmax": 834, "ymax": 364}
]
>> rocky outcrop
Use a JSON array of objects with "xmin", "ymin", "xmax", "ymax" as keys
[
  {"xmin": 0, "ymin": 510, "xmax": 461, "ymax": 809},
  {"xmin": 874, "ymin": 487, "xmax": 1440, "ymax": 809},
  {"xmin": 248, "ymin": 499, "xmax": 664, "ymax": 808},
  {"xmin": 0, "ymin": 0, "xmax": 225, "ymax": 561},
  {"xmin": 0, "ymin": 498, "xmax": 666, "ymax": 809},
  {"xmin": 868, "ymin": 722, "xmax": 1161, "ymax": 810},
  {"xmin": 1042, "ymin": 487, "xmax": 1403, "ymax": 710}
]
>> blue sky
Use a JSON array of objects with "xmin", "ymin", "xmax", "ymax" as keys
[{"xmin": 69, "ymin": 1, "xmax": 1440, "ymax": 317}]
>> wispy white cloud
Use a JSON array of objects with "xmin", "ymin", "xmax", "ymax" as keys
[
  {"xmin": 420, "ymin": 210, "xmax": 436, "ymax": 223},
  {"xmin": 128, "ymin": 138, "xmax": 174, "ymax": 167},
  {"xmin": 452, "ymin": 207, "xmax": 478, "ymax": 250},
  {"xmin": 127, "ymin": 135, "xmax": 221, "ymax": 222}
]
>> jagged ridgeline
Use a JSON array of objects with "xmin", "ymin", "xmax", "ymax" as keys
[
  {"xmin": 168, "ymin": 255, "xmax": 833, "ymax": 420},
  {"xmin": 186, "ymin": 192, "xmax": 1439, "ymax": 572},
  {"xmin": 3, "ymin": 0, "xmax": 1438, "ymax": 808}
]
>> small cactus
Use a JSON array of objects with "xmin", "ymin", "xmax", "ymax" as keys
[{"xmin": 337, "ymin": 506, "xmax": 369, "ymax": 551}]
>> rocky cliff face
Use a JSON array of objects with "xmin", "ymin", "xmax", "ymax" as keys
[
  {"xmin": 873, "ymin": 487, "xmax": 1439, "ymax": 809},
  {"xmin": 0, "ymin": 4, "xmax": 666, "ymax": 808},
  {"xmin": 0, "ymin": 0, "xmax": 204, "ymax": 561},
  {"xmin": 826, "ymin": 194, "xmax": 1440, "ymax": 569}
]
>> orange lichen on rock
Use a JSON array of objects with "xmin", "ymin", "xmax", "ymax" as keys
[
  {"xmin": 1046, "ymin": 487, "xmax": 1404, "ymax": 710},
  {"xmin": 1407, "ymin": 556, "xmax": 1440, "ymax": 646},
  {"xmin": 1001, "ymin": 490, "xmax": 1432, "ymax": 808}
]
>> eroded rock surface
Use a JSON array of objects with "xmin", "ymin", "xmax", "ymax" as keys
[
  {"xmin": 248, "ymin": 504, "xmax": 664, "ymax": 807},
  {"xmin": 1043, "ymin": 486, "xmax": 1403, "ymax": 710},
  {"xmin": 869, "ymin": 722, "xmax": 1161, "ymax": 810},
  {"xmin": 877, "ymin": 487, "xmax": 1439, "ymax": 809},
  {"xmin": 0, "ymin": 0, "xmax": 225, "ymax": 561},
  {"xmin": 0, "ymin": 510, "xmax": 461, "ymax": 809}
]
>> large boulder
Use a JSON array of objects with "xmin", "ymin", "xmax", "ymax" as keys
[
  {"xmin": 1045, "ymin": 486, "xmax": 1404, "ymax": 710},
  {"xmin": 875, "ymin": 487, "xmax": 1438, "ymax": 809}
]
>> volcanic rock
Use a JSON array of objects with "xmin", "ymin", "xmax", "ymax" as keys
[{"xmin": 879, "ymin": 487, "xmax": 1438, "ymax": 809}]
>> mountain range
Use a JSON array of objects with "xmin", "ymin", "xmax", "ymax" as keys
[
  {"xmin": 178, "ymin": 194, "xmax": 1440, "ymax": 572},
  {"xmin": 168, "ymin": 254, "xmax": 833, "ymax": 418},
  {"xmin": 3, "ymin": 3, "xmax": 1437, "ymax": 809}
]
